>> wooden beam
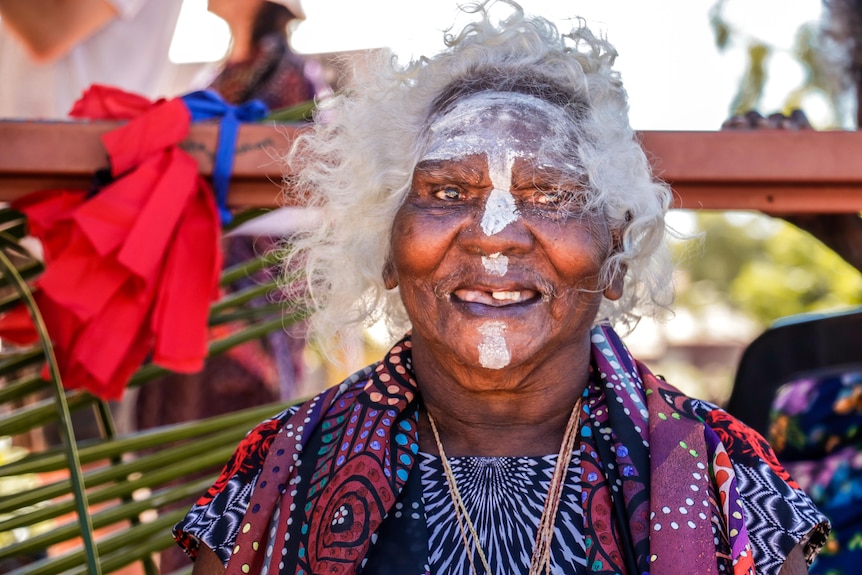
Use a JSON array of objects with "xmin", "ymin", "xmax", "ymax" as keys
[
  {"xmin": 0, "ymin": 120, "xmax": 295, "ymax": 208},
  {"xmin": 640, "ymin": 131, "xmax": 862, "ymax": 213},
  {"xmin": 1, "ymin": 121, "xmax": 861, "ymax": 213}
]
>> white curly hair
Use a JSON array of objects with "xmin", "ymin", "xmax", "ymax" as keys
[{"xmin": 282, "ymin": 0, "xmax": 674, "ymax": 359}]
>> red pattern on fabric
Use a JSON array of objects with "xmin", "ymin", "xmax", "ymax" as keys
[
  {"xmin": 0, "ymin": 85, "xmax": 222, "ymax": 400},
  {"xmin": 707, "ymin": 408, "xmax": 801, "ymax": 490},
  {"xmin": 200, "ymin": 416, "xmax": 283, "ymax": 507},
  {"xmin": 174, "ymin": 530, "xmax": 200, "ymax": 561}
]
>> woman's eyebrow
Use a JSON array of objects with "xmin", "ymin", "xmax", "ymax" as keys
[
  {"xmin": 510, "ymin": 165, "xmax": 583, "ymax": 189},
  {"xmin": 414, "ymin": 160, "xmax": 487, "ymax": 185}
]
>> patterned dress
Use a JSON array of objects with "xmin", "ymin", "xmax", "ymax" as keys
[
  {"xmin": 174, "ymin": 325, "xmax": 830, "ymax": 574},
  {"xmin": 769, "ymin": 368, "xmax": 862, "ymax": 575},
  {"xmin": 420, "ymin": 452, "xmax": 588, "ymax": 574},
  {"xmin": 208, "ymin": 32, "xmax": 314, "ymax": 111}
]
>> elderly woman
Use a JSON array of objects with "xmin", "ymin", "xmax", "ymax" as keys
[{"xmin": 174, "ymin": 3, "xmax": 829, "ymax": 574}]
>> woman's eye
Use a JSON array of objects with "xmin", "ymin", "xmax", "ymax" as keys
[
  {"xmin": 533, "ymin": 189, "xmax": 569, "ymax": 206},
  {"xmin": 434, "ymin": 187, "xmax": 463, "ymax": 201}
]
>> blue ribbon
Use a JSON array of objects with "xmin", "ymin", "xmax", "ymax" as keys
[{"xmin": 180, "ymin": 90, "xmax": 269, "ymax": 225}]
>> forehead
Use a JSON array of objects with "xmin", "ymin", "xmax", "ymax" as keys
[{"xmin": 421, "ymin": 91, "xmax": 576, "ymax": 162}]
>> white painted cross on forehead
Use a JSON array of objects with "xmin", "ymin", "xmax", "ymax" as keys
[{"xmin": 421, "ymin": 91, "xmax": 574, "ymax": 241}]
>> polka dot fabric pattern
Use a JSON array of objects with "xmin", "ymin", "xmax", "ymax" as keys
[
  {"xmin": 218, "ymin": 341, "xmax": 420, "ymax": 575},
  {"xmin": 173, "ymin": 326, "xmax": 829, "ymax": 574},
  {"xmin": 173, "ymin": 405, "xmax": 301, "ymax": 562}
]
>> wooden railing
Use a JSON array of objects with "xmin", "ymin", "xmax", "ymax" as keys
[{"xmin": 2, "ymin": 120, "xmax": 862, "ymax": 213}]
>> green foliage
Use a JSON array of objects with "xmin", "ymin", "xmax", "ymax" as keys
[
  {"xmin": 730, "ymin": 223, "xmax": 862, "ymax": 321},
  {"xmin": 674, "ymin": 213, "xmax": 862, "ymax": 327},
  {"xmin": 708, "ymin": 0, "xmax": 774, "ymax": 115},
  {"xmin": 265, "ymin": 100, "xmax": 316, "ymax": 123},
  {"xmin": 709, "ymin": 0, "xmax": 731, "ymax": 50},
  {"xmin": 0, "ymin": 205, "xmax": 306, "ymax": 574},
  {"xmin": 730, "ymin": 43, "xmax": 770, "ymax": 117},
  {"xmin": 709, "ymin": 0, "xmax": 848, "ymax": 126},
  {"xmin": 699, "ymin": 3, "xmax": 862, "ymax": 328}
]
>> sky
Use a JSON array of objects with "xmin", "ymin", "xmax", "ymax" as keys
[{"xmin": 170, "ymin": 0, "xmax": 825, "ymax": 130}]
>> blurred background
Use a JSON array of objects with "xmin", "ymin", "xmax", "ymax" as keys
[
  {"xmin": 161, "ymin": 0, "xmax": 859, "ymax": 404},
  {"xmin": 2, "ymin": 1, "xmax": 861, "ymax": 573},
  {"xmin": 2, "ymin": 0, "xmax": 859, "ymax": 412}
]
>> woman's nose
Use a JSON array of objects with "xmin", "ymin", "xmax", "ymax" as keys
[{"xmin": 458, "ymin": 201, "xmax": 534, "ymax": 255}]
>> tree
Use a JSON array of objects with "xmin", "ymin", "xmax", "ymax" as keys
[
  {"xmin": 674, "ymin": 212, "xmax": 862, "ymax": 327},
  {"xmin": 692, "ymin": 0, "xmax": 862, "ymax": 297}
]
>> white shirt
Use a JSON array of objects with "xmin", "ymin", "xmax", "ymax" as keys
[{"xmin": 0, "ymin": 0, "xmax": 184, "ymax": 119}]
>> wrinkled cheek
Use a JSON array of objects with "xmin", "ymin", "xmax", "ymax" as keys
[
  {"xmin": 390, "ymin": 249, "xmax": 426, "ymax": 285},
  {"xmin": 397, "ymin": 281, "xmax": 440, "ymax": 328},
  {"xmin": 554, "ymin": 286, "xmax": 603, "ymax": 319},
  {"xmin": 555, "ymin": 250, "xmax": 608, "ymax": 293},
  {"xmin": 391, "ymin": 216, "xmax": 454, "ymax": 273}
]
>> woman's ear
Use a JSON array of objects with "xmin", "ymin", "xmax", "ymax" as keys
[
  {"xmin": 603, "ymin": 228, "xmax": 625, "ymax": 301},
  {"xmin": 603, "ymin": 264, "xmax": 625, "ymax": 301},
  {"xmin": 383, "ymin": 259, "xmax": 398, "ymax": 290}
]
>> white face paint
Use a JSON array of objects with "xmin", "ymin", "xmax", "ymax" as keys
[
  {"xmin": 477, "ymin": 321, "xmax": 511, "ymax": 369},
  {"xmin": 481, "ymin": 252, "xmax": 508, "ymax": 276},
  {"xmin": 481, "ymin": 150, "xmax": 518, "ymax": 235},
  {"xmin": 421, "ymin": 92, "xmax": 575, "ymax": 238}
]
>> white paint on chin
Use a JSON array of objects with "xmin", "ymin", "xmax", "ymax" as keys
[
  {"xmin": 482, "ymin": 252, "xmax": 508, "ymax": 276},
  {"xmin": 477, "ymin": 321, "xmax": 510, "ymax": 369}
]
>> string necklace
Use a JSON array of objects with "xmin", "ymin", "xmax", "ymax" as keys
[{"xmin": 427, "ymin": 395, "xmax": 584, "ymax": 575}]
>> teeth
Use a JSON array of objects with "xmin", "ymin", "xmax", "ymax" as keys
[
  {"xmin": 453, "ymin": 288, "xmax": 538, "ymax": 306},
  {"xmin": 491, "ymin": 291, "xmax": 522, "ymax": 302}
]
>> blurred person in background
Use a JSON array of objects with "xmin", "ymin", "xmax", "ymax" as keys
[
  {"xmin": 135, "ymin": 0, "xmax": 326, "ymax": 436},
  {"xmin": 0, "ymin": 0, "xmax": 184, "ymax": 118},
  {"xmin": 203, "ymin": 0, "xmax": 319, "ymax": 110},
  {"xmin": 198, "ymin": 0, "xmax": 327, "ymax": 402}
]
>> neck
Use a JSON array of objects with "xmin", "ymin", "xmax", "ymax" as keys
[
  {"xmin": 227, "ymin": 24, "xmax": 255, "ymax": 63},
  {"xmin": 414, "ymin": 336, "xmax": 592, "ymax": 457}
]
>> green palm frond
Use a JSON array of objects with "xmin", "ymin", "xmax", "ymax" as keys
[{"xmin": 0, "ymin": 204, "xmax": 308, "ymax": 575}]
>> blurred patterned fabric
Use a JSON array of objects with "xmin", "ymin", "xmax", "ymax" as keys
[{"xmin": 770, "ymin": 368, "xmax": 862, "ymax": 575}]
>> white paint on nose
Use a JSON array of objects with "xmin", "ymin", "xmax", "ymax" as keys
[{"xmin": 481, "ymin": 150, "xmax": 518, "ymax": 236}]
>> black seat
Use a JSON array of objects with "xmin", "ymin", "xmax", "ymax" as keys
[{"xmin": 725, "ymin": 307, "xmax": 862, "ymax": 436}]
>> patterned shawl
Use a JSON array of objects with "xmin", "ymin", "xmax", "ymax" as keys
[{"xmin": 175, "ymin": 325, "xmax": 828, "ymax": 574}]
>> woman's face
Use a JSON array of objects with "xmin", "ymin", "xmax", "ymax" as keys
[{"xmin": 390, "ymin": 92, "xmax": 620, "ymax": 376}]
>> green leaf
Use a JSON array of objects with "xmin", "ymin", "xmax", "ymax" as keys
[{"xmin": 0, "ymin": 203, "xmax": 312, "ymax": 574}]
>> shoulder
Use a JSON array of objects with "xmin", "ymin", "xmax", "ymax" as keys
[
  {"xmin": 641, "ymin": 369, "xmax": 829, "ymax": 572},
  {"xmin": 173, "ymin": 364, "xmax": 378, "ymax": 562},
  {"xmin": 686, "ymin": 393, "xmax": 830, "ymax": 572},
  {"xmin": 198, "ymin": 363, "xmax": 378, "ymax": 502},
  {"xmin": 642, "ymin": 367, "xmax": 792, "ymax": 481}
]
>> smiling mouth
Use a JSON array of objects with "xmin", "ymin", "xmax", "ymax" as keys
[{"xmin": 452, "ymin": 288, "xmax": 541, "ymax": 307}]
